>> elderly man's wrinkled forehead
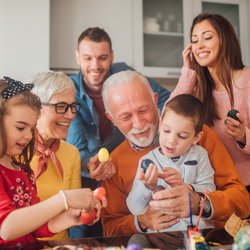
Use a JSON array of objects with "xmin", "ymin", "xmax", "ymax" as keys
[
  {"xmin": 109, "ymin": 77, "xmax": 154, "ymax": 103},
  {"xmin": 105, "ymin": 84, "xmax": 157, "ymax": 124},
  {"xmin": 102, "ymin": 70, "xmax": 156, "ymax": 114}
]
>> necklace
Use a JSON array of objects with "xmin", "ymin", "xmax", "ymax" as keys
[
  {"xmin": 2, "ymin": 155, "xmax": 21, "ymax": 171},
  {"xmin": 10, "ymin": 160, "xmax": 21, "ymax": 171}
]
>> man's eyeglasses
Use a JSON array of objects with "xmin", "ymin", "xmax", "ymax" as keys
[{"xmin": 42, "ymin": 102, "xmax": 81, "ymax": 114}]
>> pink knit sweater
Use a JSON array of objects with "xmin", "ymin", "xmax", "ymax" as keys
[{"xmin": 171, "ymin": 66, "xmax": 250, "ymax": 186}]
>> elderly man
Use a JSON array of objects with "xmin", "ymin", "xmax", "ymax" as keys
[{"xmin": 101, "ymin": 70, "xmax": 250, "ymax": 236}]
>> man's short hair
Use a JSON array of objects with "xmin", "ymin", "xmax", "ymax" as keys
[{"xmin": 77, "ymin": 27, "xmax": 112, "ymax": 51}]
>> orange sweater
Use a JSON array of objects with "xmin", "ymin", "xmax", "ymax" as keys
[{"xmin": 102, "ymin": 125, "xmax": 250, "ymax": 236}]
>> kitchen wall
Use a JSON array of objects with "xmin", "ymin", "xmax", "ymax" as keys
[
  {"xmin": 50, "ymin": 0, "xmax": 134, "ymax": 73},
  {"xmin": 0, "ymin": 0, "xmax": 50, "ymax": 82},
  {"xmin": 50, "ymin": 0, "xmax": 178, "ymax": 89},
  {"xmin": 1, "ymin": 0, "xmax": 250, "ymax": 88}
]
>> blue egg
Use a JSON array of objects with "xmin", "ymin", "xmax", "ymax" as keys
[{"xmin": 141, "ymin": 159, "xmax": 154, "ymax": 173}]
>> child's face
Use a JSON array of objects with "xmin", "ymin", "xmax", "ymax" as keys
[
  {"xmin": 3, "ymin": 104, "xmax": 39, "ymax": 157},
  {"xmin": 159, "ymin": 109, "xmax": 202, "ymax": 158}
]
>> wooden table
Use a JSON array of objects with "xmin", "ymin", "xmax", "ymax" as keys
[{"xmin": 0, "ymin": 228, "xmax": 234, "ymax": 250}]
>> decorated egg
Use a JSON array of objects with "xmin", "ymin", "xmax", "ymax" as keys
[
  {"xmin": 98, "ymin": 148, "xmax": 109, "ymax": 162},
  {"xmin": 141, "ymin": 159, "xmax": 154, "ymax": 173},
  {"xmin": 94, "ymin": 187, "xmax": 106, "ymax": 201},
  {"xmin": 227, "ymin": 109, "xmax": 239, "ymax": 121}
]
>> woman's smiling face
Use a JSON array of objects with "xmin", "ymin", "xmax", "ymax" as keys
[
  {"xmin": 37, "ymin": 88, "xmax": 76, "ymax": 143},
  {"xmin": 191, "ymin": 19, "xmax": 220, "ymax": 69}
]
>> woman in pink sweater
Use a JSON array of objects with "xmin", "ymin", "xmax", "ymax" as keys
[{"xmin": 171, "ymin": 13, "xmax": 250, "ymax": 191}]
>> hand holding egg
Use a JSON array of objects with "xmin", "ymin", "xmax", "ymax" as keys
[
  {"xmin": 80, "ymin": 187, "xmax": 107, "ymax": 225},
  {"xmin": 227, "ymin": 109, "xmax": 239, "ymax": 121},
  {"xmin": 141, "ymin": 159, "xmax": 154, "ymax": 173}
]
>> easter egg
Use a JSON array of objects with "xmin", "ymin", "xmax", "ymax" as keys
[
  {"xmin": 141, "ymin": 159, "xmax": 154, "ymax": 173},
  {"xmin": 98, "ymin": 148, "xmax": 109, "ymax": 162},
  {"xmin": 94, "ymin": 187, "xmax": 106, "ymax": 201},
  {"xmin": 227, "ymin": 109, "xmax": 239, "ymax": 121},
  {"xmin": 80, "ymin": 208, "xmax": 97, "ymax": 225},
  {"xmin": 127, "ymin": 243, "xmax": 143, "ymax": 250}
]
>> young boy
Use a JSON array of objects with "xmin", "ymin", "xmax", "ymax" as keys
[{"xmin": 127, "ymin": 94, "xmax": 215, "ymax": 232}]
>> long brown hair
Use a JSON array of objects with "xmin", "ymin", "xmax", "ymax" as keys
[
  {"xmin": 0, "ymin": 79, "xmax": 41, "ymax": 177},
  {"xmin": 190, "ymin": 13, "xmax": 244, "ymax": 126}
]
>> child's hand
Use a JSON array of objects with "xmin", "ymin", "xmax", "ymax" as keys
[
  {"xmin": 48, "ymin": 208, "xmax": 83, "ymax": 232},
  {"xmin": 161, "ymin": 168, "xmax": 183, "ymax": 187},
  {"xmin": 138, "ymin": 162, "xmax": 158, "ymax": 190},
  {"xmin": 224, "ymin": 113, "xmax": 246, "ymax": 144},
  {"xmin": 64, "ymin": 188, "xmax": 99, "ymax": 211},
  {"xmin": 79, "ymin": 187, "xmax": 107, "ymax": 225},
  {"xmin": 68, "ymin": 208, "xmax": 83, "ymax": 225}
]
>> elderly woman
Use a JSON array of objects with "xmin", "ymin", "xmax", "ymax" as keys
[{"xmin": 31, "ymin": 71, "xmax": 81, "ymax": 240}]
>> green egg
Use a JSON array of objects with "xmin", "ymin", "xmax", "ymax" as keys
[{"xmin": 227, "ymin": 109, "xmax": 239, "ymax": 121}]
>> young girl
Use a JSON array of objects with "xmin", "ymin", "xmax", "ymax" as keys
[
  {"xmin": 0, "ymin": 77, "xmax": 105, "ymax": 246},
  {"xmin": 171, "ymin": 13, "xmax": 250, "ymax": 191}
]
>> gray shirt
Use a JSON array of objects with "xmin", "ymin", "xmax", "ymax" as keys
[{"xmin": 127, "ymin": 144, "xmax": 215, "ymax": 231}]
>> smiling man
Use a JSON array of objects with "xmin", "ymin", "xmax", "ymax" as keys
[
  {"xmin": 101, "ymin": 70, "xmax": 250, "ymax": 237},
  {"xmin": 67, "ymin": 27, "xmax": 170, "ymax": 180},
  {"xmin": 66, "ymin": 27, "xmax": 171, "ymax": 238}
]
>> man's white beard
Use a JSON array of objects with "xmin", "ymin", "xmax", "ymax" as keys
[{"xmin": 126, "ymin": 123, "xmax": 157, "ymax": 148}]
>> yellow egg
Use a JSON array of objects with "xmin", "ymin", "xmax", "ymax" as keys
[{"xmin": 98, "ymin": 148, "xmax": 109, "ymax": 162}]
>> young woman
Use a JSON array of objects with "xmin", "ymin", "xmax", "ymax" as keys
[
  {"xmin": 0, "ymin": 77, "xmax": 105, "ymax": 247},
  {"xmin": 171, "ymin": 13, "xmax": 250, "ymax": 191}
]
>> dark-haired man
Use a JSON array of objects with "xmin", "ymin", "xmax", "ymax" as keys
[{"xmin": 66, "ymin": 27, "xmax": 171, "ymax": 237}]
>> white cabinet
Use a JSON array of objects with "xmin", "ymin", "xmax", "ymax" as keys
[
  {"xmin": 193, "ymin": 0, "xmax": 250, "ymax": 66},
  {"xmin": 50, "ymin": 0, "xmax": 134, "ymax": 73},
  {"xmin": 133, "ymin": 0, "xmax": 249, "ymax": 78}
]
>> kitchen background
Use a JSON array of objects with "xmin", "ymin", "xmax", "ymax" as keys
[{"xmin": 1, "ymin": 0, "xmax": 250, "ymax": 91}]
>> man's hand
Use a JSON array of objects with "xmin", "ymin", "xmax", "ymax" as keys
[
  {"xmin": 149, "ymin": 184, "xmax": 201, "ymax": 218},
  {"xmin": 87, "ymin": 154, "xmax": 116, "ymax": 181},
  {"xmin": 137, "ymin": 206, "xmax": 180, "ymax": 232}
]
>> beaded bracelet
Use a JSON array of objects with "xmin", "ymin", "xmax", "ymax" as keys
[{"xmin": 59, "ymin": 190, "xmax": 69, "ymax": 210}]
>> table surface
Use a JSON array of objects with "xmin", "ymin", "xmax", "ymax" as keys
[{"xmin": 0, "ymin": 228, "xmax": 234, "ymax": 250}]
